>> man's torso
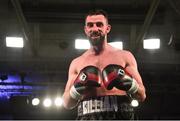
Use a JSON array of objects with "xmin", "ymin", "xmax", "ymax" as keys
[{"xmin": 74, "ymin": 46, "xmax": 130, "ymax": 98}]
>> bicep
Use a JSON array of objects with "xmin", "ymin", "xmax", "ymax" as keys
[
  {"xmin": 64, "ymin": 60, "xmax": 78, "ymax": 93},
  {"xmin": 125, "ymin": 52, "xmax": 143, "ymax": 84},
  {"xmin": 124, "ymin": 52, "xmax": 146, "ymax": 101}
]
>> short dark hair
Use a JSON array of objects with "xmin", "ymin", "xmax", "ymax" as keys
[{"xmin": 85, "ymin": 9, "xmax": 109, "ymax": 23}]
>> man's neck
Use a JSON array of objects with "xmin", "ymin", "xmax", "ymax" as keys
[
  {"xmin": 93, "ymin": 46, "xmax": 103, "ymax": 55},
  {"xmin": 91, "ymin": 40, "xmax": 107, "ymax": 55}
]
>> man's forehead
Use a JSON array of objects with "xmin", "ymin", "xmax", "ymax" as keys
[{"xmin": 86, "ymin": 15, "xmax": 107, "ymax": 23}]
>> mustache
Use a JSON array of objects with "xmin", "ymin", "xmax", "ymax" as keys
[{"xmin": 90, "ymin": 31, "xmax": 102, "ymax": 36}]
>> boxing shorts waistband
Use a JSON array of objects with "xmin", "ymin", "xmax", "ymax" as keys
[{"xmin": 77, "ymin": 95, "xmax": 131, "ymax": 116}]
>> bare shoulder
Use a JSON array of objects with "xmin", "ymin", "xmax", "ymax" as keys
[
  {"xmin": 108, "ymin": 45, "xmax": 136, "ymax": 65},
  {"xmin": 70, "ymin": 55, "xmax": 83, "ymax": 66},
  {"xmin": 118, "ymin": 50, "xmax": 137, "ymax": 67},
  {"xmin": 117, "ymin": 49, "xmax": 135, "ymax": 60},
  {"xmin": 109, "ymin": 45, "xmax": 133, "ymax": 57},
  {"xmin": 70, "ymin": 50, "xmax": 89, "ymax": 68},
  {"xmin": 119, "ymin": 49, "xmax": 134, "ymax": 57}
]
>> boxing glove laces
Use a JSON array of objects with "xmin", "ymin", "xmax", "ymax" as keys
[
  {"xmin": 70, "ymin": 66, "xmax": 101, "ymax": 100},
  {"xmin": 102, "ymin": 64, "xmax": 139, "ymax": 94}
]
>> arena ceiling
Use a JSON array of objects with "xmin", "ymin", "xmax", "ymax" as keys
[
  {"xmin": 0, "ymin": 0, "xmax": 180, "ymax": 72},
  {"xmin": 0, "ymin": 0, "xmax": 180, "ymax": 119}
]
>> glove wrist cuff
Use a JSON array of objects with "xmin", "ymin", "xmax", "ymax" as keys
[
  {"xmin": 127, "ymin": 78, "xmax": 139, "ymax": 94},
  {"xmin": 70, "ymin": 85, "xmax": 82, "ymax": 101}
]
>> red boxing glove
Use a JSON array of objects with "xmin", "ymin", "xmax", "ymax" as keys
[
  {"xmin": 102, "ymin": 64, "xmax": 138, "ymax": 94},
  {"xmin": 70, "ymin": 66, "xmax": 101, "ymax": 100}
]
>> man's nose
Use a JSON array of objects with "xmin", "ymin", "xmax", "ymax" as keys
[{"xmin": 91, "ymin": 24, "xmax": 99, "ymax": 31}]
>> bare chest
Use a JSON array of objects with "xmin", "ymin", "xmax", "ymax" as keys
[{"xmin": 78, "ymin": 53, "xmax": 126, "ymax": 72}]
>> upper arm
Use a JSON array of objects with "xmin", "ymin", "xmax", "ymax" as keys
[
  {"xmin": 124, "ymin": 51, "xmax": 146, "ymax": 101},
  {"xmin": 62, "ymin": 58, "xmax": 81, "ymax": 109},
  {"xmin": 64, "ymin": 59, "xmax": 78, "ymax": 93},
  {"xmin": 125, "ymin": 51, "xmax": 144, "ymax": 86}
]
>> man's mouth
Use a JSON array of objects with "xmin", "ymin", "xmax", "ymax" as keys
[
  {"xmin": 91, "ymin": 35, "xmax": 100, "ymax": 38},
  {"xmin": 90, "ymin": 33, "xmax": 101, "ymax": 38},
  {"xmin": 90, "ymin": 36, "xmax": 101, "ymax": 40}
]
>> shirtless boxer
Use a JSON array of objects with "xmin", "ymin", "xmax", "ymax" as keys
[{"xmin": 63, "ymin": 9, "xmax": 146, "ymax": 120}]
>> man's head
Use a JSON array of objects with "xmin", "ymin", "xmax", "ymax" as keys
[
  {"xmin": 85, "ymin": 9, "xmax": 109, "ymax": 24},
  {"xmin": 84, "ymin": 9, "xmax": 111, "ymax": 47}
]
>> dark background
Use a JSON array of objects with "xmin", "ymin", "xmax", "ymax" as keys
[{"xmin": 0, "ymin": 0, "xmax": 180, "ymax": 120}]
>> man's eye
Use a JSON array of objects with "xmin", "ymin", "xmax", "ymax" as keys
[
  {"xmin": 87, "ymin": 23, "xmax": 93, "ymax": 27},
  {"xmin": 96, "ymin": 22, "xmax": 103, "ymax": 27}
]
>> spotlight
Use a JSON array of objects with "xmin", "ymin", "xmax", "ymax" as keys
[
  {"xmin": 143, "ymin": 38, "xmax": 160, "ymax": 49},
  {"xmin": 131, "ymin": 99, "xmax": 139, "ymax": 107},
  {"xmin": 54, "ymin": 97, "xmax": 63, "ymax": 107},
  {"xmin": 75, "ymin": 39, "xmax": 90, "ymax": 49},
  {"xmin": 32, "ymin": 98, "xmax": 40, "ymax": 106},
  {"xmin": 6, "ymin": 37, "xmax": 24, "ymax": 48},
  {"xmin": 43, "ymin": 98, "xmax": 52, "ymax": 107}
]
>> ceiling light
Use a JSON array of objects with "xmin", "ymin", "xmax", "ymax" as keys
[
  {"xmin": 109, "ymin": 41, "xmax": 123, "ymax": 50},
  {"xmin": 75, "ymin": 39, "xmax": 90, "ymax": 49},
  {"xmin": 75, "ymin": 39, "xmax": 123, "ymax": 50},
  {"xmin": 6, "ymin": 37, "xmax": 24, "ymax": 48},
  {"xmin": 143, "ymin": 38, "xmax": 160, "ymax": 49}
]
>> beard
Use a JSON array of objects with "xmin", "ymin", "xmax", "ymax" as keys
[{"xmin": 88, "ymin": 31, "xmax": 105, "ymax": 47}]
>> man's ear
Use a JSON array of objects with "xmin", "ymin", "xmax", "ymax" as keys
[{"xmin": 106, "ymin": 24, "xmax": 111, "ymax": 33}]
